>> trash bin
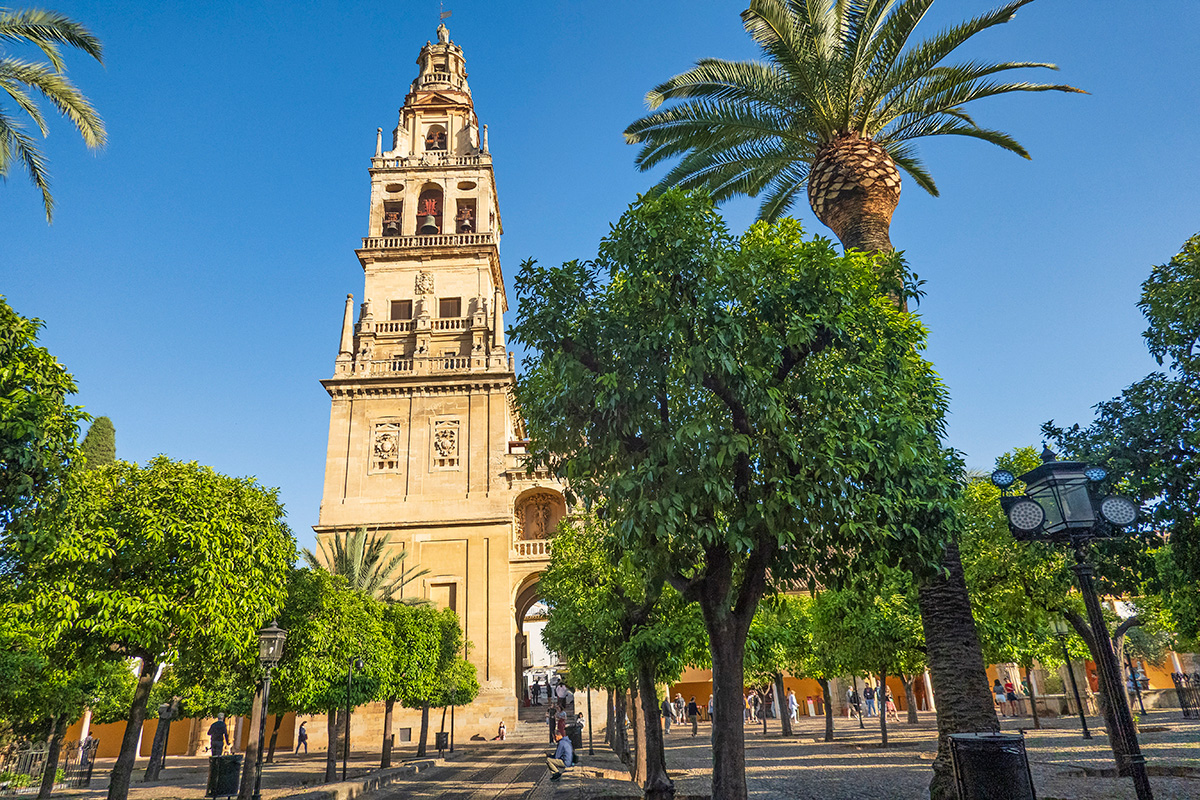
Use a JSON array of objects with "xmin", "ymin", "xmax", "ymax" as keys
[
  {"xmin": 435, "ymin": 731, "xmax": 449, "ymax": 754},
  {"xmin": 566, "ymin": 724, "xmax": 582, "ymax": 764},
  {"xmin": 949, "ymin": 733, "xmax": 1036, "ymax": 800},
  {"xmin": 205, "ymin": 754, "xmax": 242, "ymax": 799}
]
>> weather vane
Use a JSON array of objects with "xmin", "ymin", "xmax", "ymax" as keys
[{"xmin": 439, "ymin": 0, "xmax": 452, "ymax": 23}]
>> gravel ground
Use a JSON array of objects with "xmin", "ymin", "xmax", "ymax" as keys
[{"xmin": 558, "ymin": 708, "xmax": 1200, "ymax": 800}]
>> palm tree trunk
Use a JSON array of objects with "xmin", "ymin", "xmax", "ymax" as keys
[{"xmin": 917, "ymin": 541, "xmax": 999, "ymax": 800}]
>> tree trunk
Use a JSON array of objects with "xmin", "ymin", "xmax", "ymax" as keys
[
  {"xmin": 381, "ymin": 698, "xmax": 395, "ymax": 769},
  {"xmin": 1022, "ymin": 662, "xmax": 1041, "ymax": 734},
  {"xmin": 37, "ymin": 714, "xmax": 68, "ymax": 799},
  {"xmin": 917, "ymin": 541, "xmax": 999, "ymax": 800},
  {"xmin": 237, "ymin": 682, "xmax": 265, "ymax": 800},
  {"xmin": 878, "ymin": 671, "xmax": 889, "ymax": 748},
  {"xmin": 628, "ymin": 682, "xmax": 644, "ymax": 782},
  {"xmin": 902, "ymin": 674, "xmax": 919, "ymax": 724},
  {"xmin": 416, "ymin": 703, "xmax": 430, "ymax": 758},
  {"xmin": 144, "ymin": 697, "xmax": 179, "ymax": 781},
  {"xmin": 633, "ymin": 662, "xmax": 675, "ymax": 800},
  {"xmin": 266, "ymin": 714, "xmax": 283, "ymax": 763},
  {"xmin": 773, "ymin": 673, "xmax": 793, "ymax": 736},
  {"xmin": 808, "ymin": 132, "xmax": 900, "ymax": 254},
  {"xmin": 705, "ymin": 611, "xmax": 752, "ymax": 800},
  {"xmin": 611, "ymin": 689, "xmax": 632, "ymax": 769},
  {"xmin": 818, "ymin": 678, "xmax": 834, "ymax": 742},
  {"xmin": 604, "ymin": 690, "xmax": 615, "ymax": 747},
  {"xmin": 324, "ymin": 709, "xmax": 338, "ymax": 783},
  {"xmin": 107, "ymin": 657, "xmax": 158, "ymax": 800}
]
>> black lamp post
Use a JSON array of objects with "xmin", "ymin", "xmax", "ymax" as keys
[
  {"xmin": 342, "ymin": 658, "xmax": 363, "ymax": 782},
  {"xmin": 253, "ymin": 621, "xmax": 287, "ymax": 800},
  {"xmin": 1050, "ymin": 616, "xmax": 1091, "ymax": 739},
  {"xmin": 993, "ymin": 448, "xmax": 1150, "ymax": 800}
]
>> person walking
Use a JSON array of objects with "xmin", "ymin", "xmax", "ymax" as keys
[
  {"xmin": 787, "ymin": 689, "xmax": 799, "ymax": 723},
  {"xmin": 993, "ymin": 679, "xmax": 1008, "ymax": 717},
  {"xmin": 1004, "ymin": 679, "xmax": 1020, "ymax": 716},
  {"xmin": 546, "ymin": 731, "xmax": 573, "ymax": 781},
  {"xmin": 885, "ymin": 687, "xmax": 900, "ymax": 723},
  {"xmin": 660, "ymin": 695, "xmax": 674, "ymax": 734},
  {"xmin": 863, "ymin": 683, "xmax": 876, "ymax": 717},
  {"xmin": 547, "ymin": 706, "xmax": 557, "ymax": 743},
  {"xmin": 707, "ymin": 695, "xmax": 714, "ymax": 722},
  {"xmin": 674, "ymin": 694, "xmax": 686, "ymax": 727},
  {"xmin": 207, "ymin": 713, "xmax": 230, "ymax": 756},
  {"xmin": 532, "ymin": 680, "xmax": 540, "ymax": 706},
  {"xmin": 294, "ymin": 721, "xmax": 308, "ymax": 754},
  {"xmin": 687, "ymin": 696, "xmax": 700, "ymax": 737}
]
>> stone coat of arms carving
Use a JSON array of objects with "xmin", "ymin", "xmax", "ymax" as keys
[{"xmin": 416, "ymin": 271, "xmax": 435, "ymax": 295}]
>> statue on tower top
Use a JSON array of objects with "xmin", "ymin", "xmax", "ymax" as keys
[{"xmin": 436, "ymin": 23, "xmax": 449, "ymax": 44}]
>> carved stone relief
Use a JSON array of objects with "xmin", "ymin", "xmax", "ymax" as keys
[
  {"xmin": 416, "ymin": 271, "xmax": 435, "ymax": 295},
  {"xmin": 372, "ymin": 421, "xmax": 402, "ymax": 471},
  {"xmin": 514, "ymin": 491, "xmax": 564, "ymax": 540},
  {"xmin": 432, "ymin": 419, "xmax": 460, "ymax": 468}
]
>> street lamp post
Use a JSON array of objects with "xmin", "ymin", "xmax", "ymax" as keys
[
  {"xmin": 253, "ymin": 621, "xmax": 288, "ymax": 800},
  {"xmin": 993, "ymin": 448, "xmax": 1151, "ymax": 800},
  {"xmin": 1050, "ymin": 616, "xmax": 1091, "ymax": 739},
  {"xmin": 342, "ymin": 658, "xmax": 363, "ymax": 781}
]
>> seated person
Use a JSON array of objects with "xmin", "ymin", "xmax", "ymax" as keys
[{"xmin": 546, "ymin": 731, "xmax": 574, "ymax": 781}]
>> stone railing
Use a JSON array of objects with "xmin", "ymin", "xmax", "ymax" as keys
[
  {"xmin": 374, "ymin": 320, "xmax": 415, "ymax": 334},
  {"xmin": 373, "ymin": 153, "xmax": 487, "ymax": 169},
  {"xmin": 432, "ymin": 318, "xmax": 467, "ymax": 331},
  {"xmin": 361, "ymin": 232, "xmax": 495, "ymax": 250},
  {"xmin": 512, "ymin": 539, "xmax": 552, "ymax": 560},
  {"xmin": 336, "ymin": 352, "xmax": 513, "ymax": 377},
  {"xmin": 418, "ymin": 71, "xmax": 467, "ymax": 89}
]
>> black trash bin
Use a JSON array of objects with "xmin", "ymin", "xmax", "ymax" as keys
[
  {"xmin": 205, "ymin": 754, "xmax": 242, "ymax": 799},
  {"xmin": 566, "ymin": 724, "xmax": 582, "ymax": 764},
  {"xmin": 435, "ymin": 731, "xmax": 449, "ymax": 755},
  {"xmin": 949, "ymin": 733, "xmax": 1036, "ymax": 800}
]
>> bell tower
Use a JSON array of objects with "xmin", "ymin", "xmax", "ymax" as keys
[{"xmin": 313, "ymin": 24, "xmax": 562, "ymax": 742}]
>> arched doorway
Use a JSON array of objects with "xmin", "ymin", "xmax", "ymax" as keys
[{"xmin": 513, "ymin": 574, "xmax": 545, "ymax": 703}]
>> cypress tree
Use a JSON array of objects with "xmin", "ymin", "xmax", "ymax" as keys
[{"xmin": 80, "ymin": 416, "xmax": 116, "ymax": 468}]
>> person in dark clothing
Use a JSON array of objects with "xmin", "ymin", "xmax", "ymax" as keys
[
  {"xmin": 208, "ymin": 713, "xmax": 230, "ymax": 756},
  {"xmin": 295, "ymin": 721, "xmax": 308, "ymax": 754},
  {"xmin": 687, "ymin": 697, "xmax": 700, "ymax": 737},
  {"xmin": 547, "ymin": 706, "xmax": 556, "ymax": 743}
]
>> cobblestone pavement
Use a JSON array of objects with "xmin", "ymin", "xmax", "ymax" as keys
[
  {"xmin": 371, "ymin": 742, "xmax": 552, "ymax": 800},
  {"xmin": 559, "ymin": 708, "xmax": 1200, "ymax": 800}
]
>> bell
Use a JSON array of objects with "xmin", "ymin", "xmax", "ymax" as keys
[
  {"xmin": 383, "ymin": 220, "xmax": 400, "ymax": 237},
  {"xmin": 458, "ymin": 218, "xmax": 474, "ymax": 233},
  {"xmin": 419, "ymin": 215, "xmax": 438, "ymax": 235}
]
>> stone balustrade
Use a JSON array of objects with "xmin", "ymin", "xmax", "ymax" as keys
[
  {"xmin": 373, "ymin": 320, "xmax": 415, "ymax": 334},
  {"xmin": 361, "ymin": 232, "xmax": 495, "ymax": 250},
  {"xmin": 335, "ymin": 352, "xmax": 513, "ymax": 377},
  {"xmin": 373, "ymin": 153, "xmax": 487, "ymax": 169},
  {"xmin": 512, "ymin": 539, "xmax": 552, "ymax": 560}
]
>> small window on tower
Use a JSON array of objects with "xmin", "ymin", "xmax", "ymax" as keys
[
  {"xmin": 439, "ymin": 297, "xmax": 461, "ymax": 318},
  {"xmin": 424, "ymin": 125, "xmax": 447, "ymax": 151},
  {"xmin": 391, "ymin": 300, "xmax": 413, "ymax": 320}
]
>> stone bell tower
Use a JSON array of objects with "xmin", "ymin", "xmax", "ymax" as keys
[{"xmin": 313, "ymin": 24, "xmax": 564, "ymax": 742}]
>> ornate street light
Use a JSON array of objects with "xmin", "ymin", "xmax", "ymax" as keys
[
  {"xmin": 993, "ymin": 448, "xmax": 1150, "ymax": 800},
  {"xmin": 252, "ymin": 621, "xmax": 287, "ymax": 800},
  {"xmin": 1049, "ymin": 616, "xmax": 1091, "ymax": 739}
]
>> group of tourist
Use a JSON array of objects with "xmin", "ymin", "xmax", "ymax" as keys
[
  {"xmin": 660, "ymin": 693, "xmax": 703, "ymax": 736},
  {"xmin": 845, "ymin": 682, "xmax": 900, "ymax": 722}
]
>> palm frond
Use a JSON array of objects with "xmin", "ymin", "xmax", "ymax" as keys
[
  {"xmin": 0, "ymin": 110, "xmax": 52, "ymax": 219},
  {"xmin": 304, "ymin": 527, "xmax": 429, "ymax": 601},
  {"xmin": 0, "ymin": 9, "xmax": 103, "ymax": 70},
  {"xmin": 0, "ymin": 58, "xmax": 105, "ymax": 146}
]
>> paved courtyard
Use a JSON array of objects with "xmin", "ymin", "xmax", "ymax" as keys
[{"xmin": 43, "ymin": 707, "xmax": 1200, "ymax": 799}]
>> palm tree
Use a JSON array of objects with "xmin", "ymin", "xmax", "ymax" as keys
[
  {"xmin": 625, "ymin": 0, "xmax": 1082, "ymax": 252},
  {"xmin": 626, "ymin": 4, "xmax": 1083, "ymax": 798},
  {"xmin": 303, "ymin": 527, "xmax": 428, "ymax": 603},
  {"xmin": 1, "ymin": 8, "xmax": 106, "ymax": 221}
]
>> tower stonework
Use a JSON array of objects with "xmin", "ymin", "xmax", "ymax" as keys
[{"xmin": 314, "ymin": 25, "xmax": 563, "ymax": 741}]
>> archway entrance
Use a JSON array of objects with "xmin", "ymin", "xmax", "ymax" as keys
[{"xmin": 513, "ymin": 575, "xmax": 546, "ymax": 704}]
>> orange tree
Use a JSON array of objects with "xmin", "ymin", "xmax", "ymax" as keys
[{"xmin": 512, "ymin": 191, "xmax": 955, "ymax": 800}]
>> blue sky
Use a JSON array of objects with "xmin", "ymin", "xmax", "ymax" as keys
[{"xmin": 4, "ymin": 1, "xmax": 1198, "ymax": 548}]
